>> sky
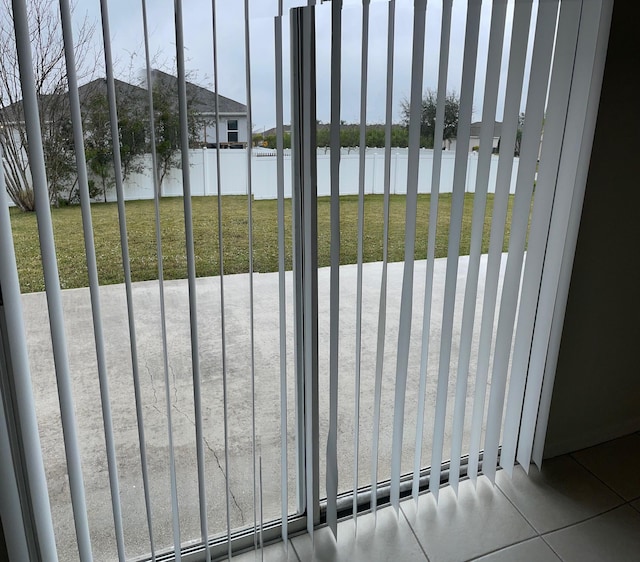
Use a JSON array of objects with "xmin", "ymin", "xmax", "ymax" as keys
[{"xmin": 72, "ymin": 0, "xmax": 537, "ymax": 131}]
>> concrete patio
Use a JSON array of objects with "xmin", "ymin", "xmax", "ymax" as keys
[{"xmin": 23, "ymin": 255, "xmax": 507, "ymax": 561}]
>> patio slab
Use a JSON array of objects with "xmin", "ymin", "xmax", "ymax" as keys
[{"xmin": 22, "ymin": 255, "xmax": 506, "ymax": 561}]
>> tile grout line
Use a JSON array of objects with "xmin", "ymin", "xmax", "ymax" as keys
[
  {"xmin": 399, "ymin": 500, "xmax": 431, "ymax": 562},
  {"xmin": 568, "ymin": 449, "xmax": 633, "ymax": 503},
  {"xmin": 460, "ymin": 535, "xmax": 563, "ymax": 562},
  {"xmin": 288, "ymin": 538, "xmax": 302, "ymax": 562},
  {"xmin": 540, "ymin": 503, "xmax": 632, "ymax": 537},
  {"xmin": 538, "ymin": 500, "xmax": 640, "ymax": 562},
  {"xmin": 490, "ymin": 465, "xmax": 569, "ymax": 561},
  {"xmin": 539, "ymin": 532, "xmax": 566, "ymax": 562},
  {"xmin": 283, "ymin": 451, "xmax": 639, "ymax": 562},
  {"xmin": 492, "ymin": 470, "xmax": 540, "ymax": 536},
  {"xmin": 495, "ymin": 455, "xmax": 630, "ymax": 536}
]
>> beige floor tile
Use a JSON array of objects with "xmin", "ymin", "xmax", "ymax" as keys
[
  {"xmin": 571, "ymin": 433, "xmax": 640, "ymax": 500},
  {"xmin": 290, "ymin": 505, "xmax": 426, "ymax": 562},
  {"xmin": 401, "ymin": 478, "xmax": 535, "ymax": 562},
  {"xmin": 496, "ymin": 455, "xmax": 622, "ymax": 533},
  {"xmin": 544, "ymin": 505, "xmax": 640, "ymax": 562},
  {"xmin": 232, "ymin": 540, "xmax": 299, "ymax": 561},
  {"xmin": 471, "ymin": 538, "xmax": 561, "ymax": 561}
]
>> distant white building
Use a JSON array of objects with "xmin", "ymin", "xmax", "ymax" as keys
[
  {"xmin": 468, "ymin": 121, "xmax": 502, "ymax": 152},
  {"xmin": 449, "ymin": 121, "xmax": 503, "ymax": 153}
]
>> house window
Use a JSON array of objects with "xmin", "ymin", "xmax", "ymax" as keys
[{"xmin": 227, "ymin": 119, "xmax": 238, "ymax": 143}]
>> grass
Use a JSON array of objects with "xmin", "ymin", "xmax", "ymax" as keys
[{"xmin": 9, "ymin": 194, "xmax": 515, "ymax": 294}]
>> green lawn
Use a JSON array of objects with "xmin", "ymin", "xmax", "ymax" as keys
[{"xmin": 9, "ymin": 194, "xmax": 515, "ymax": 294}]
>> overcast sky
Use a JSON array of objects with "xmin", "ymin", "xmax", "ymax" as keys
[{"xmin": 74, "ymin": 0, "xmax": 536, "ymax": 131}]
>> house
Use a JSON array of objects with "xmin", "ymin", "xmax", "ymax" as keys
[
  {"xmin": 77, "ymin": 77, "xmax": 148, "ymax": 107},
  {"xmin": 469, "ymin": 120, "xmax": 502, "ymax": 152},
  {"xmin": 442, "ymin": 121, "xmax": 502, "ymax": 152},
  {"xmin": 78, "ymin": 71, "xmax": 249, "ymax": 149},
  {"xmin": 148, "ymin": 69, "xmax": 248, "ymax": 148},
  {"xmin": 1, "ymin": 71, "xmax": 248, "ymax": 205},
  {"xmin": 1, "ymin": 71, "xmax": 248, "ymax": 148},
  {"xmin": 448, "ymin": 120, "xmax": 503, "ymax": 152}
]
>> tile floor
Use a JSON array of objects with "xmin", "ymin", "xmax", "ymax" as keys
[{"xmin": 231, "ymin": 432, "xmax": 640, "ymax": 561}]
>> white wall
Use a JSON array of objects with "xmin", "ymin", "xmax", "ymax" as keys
[{"xmin": 106, "ymin": 147, "xmax": 520, "ymax": 202}]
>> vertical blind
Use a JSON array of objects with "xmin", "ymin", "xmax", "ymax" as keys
[{"xmin": 0, "ymin": 0, "xmax": 612, "ymax": 560}]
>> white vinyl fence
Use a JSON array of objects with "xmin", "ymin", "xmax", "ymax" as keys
[{"xmin": 104, "ymin": 147, "xmax": 520, "ymax": 202}]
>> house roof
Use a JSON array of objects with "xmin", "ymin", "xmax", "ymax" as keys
[
  {"xmin": 150, "ymin": 69, "xmax": 247, "ymax": 115},
  {"xmin": 263, "ymin": 124, "xmax": 292, "ymax": 137},
  {"xmin": 78, "ymin": 78, "xmax": 148, "ymax": 107},
  {"xmin": 0, "ymin": 71, "xmax": 246, "ymax": 123},
  {"xmin": 469, "ymin": 121, "xmax": 503, "ymax": 137},
  {"xmin": 0, "ymin": 93, "xmax": 59, "ymax": 123}
]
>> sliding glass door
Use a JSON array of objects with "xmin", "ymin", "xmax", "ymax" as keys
[{"xmin": 0, "ymin": 0, "xmax": 612, "ymax": 560}]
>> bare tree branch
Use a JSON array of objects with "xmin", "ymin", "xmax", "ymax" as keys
[{"xmin": 0, "ymin": 0, "xmax": 96, "ymax": 210}]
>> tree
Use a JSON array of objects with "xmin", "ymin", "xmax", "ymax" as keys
[
  {"xmin": 81, "ymin": 71, "xmax": 201, "ymax": 201},
  {"xmin": 81, "ymin": 80, "xmax": 147, "ymax": 203},
  {"xmin": 148, "ymin": 70, "xmax": 203, "ymax": 195},
  {"xmin": 262, "ymin": 132, "xmax": 291, "ymax": 150},
  {"xmin": 152, "ymin": 86, "xmax": 182, "ymax": 192},
  {"xmin": 400, "ymin": 89, "xmax": 460, "ymax": 148},
  {"xmin": 0, "ymin": 0, "xmax": 95, "ymax": 210},
  {"xmin": 310, "ymin": 123, "xmax": 408, "ymax": 149},
  {"xmin": 82, "ymin": 92, "xmax": 116, "ymax": 202}
]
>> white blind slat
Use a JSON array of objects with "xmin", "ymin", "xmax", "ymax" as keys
[
  {"xmin": 137, "ymin": 2, "xmax": 161, "ymax": 551},
  {"xmin": 242, "ymin": 0, "xmax": 260, "ymax": 548},
  {"xmin": 429, "ymin": 0, "xmax": 482, "ymax": 499},
  {"xmin": 174, "ymin": 1, "xmax": 211, "ymax": 558},
  {"xmin": 210, "ymin": 1, "xmax": 234, "ymax": 556},
  {"xmin": 12, "ymin": 0, "xmax": 93, "ymax": 558},
  {"xmin": 482, "ymin": 0, "xmax": 559, "ymax": 483},
  {"xmin": 140, "ymin": 0, "xmax": 183, "ymax": 556},
  {"xmin": 411, "ymin": 0, "xmax": 453, "ymax": 502},
  {"xmin": 0, "ymin": 397, "xmax": 31, "ymax": 560},
  {"xmin": 448, "ymin": 0, "xmax": 507, "ymax": 493},
  {"xmin": 370, "ymin": 0, "xmax": 395, "ymax": 515},
  {"xmin": 0, "ymin": 149, "xmax": 58, "ymax": 561},
  {"xmin": 500, "ymin": 0, "xmax": 581, "ymax": 475},
  {"xmin": 466, "ymin": 0, "xmax": 533, "ymax": 483},
  {"xmin": 63, "ymin": 0, "xmax": 127, "ymax": 557},
  {"xmin": 390, "ymin": 0, "xmax": 427, "ymax": 510},
  {"xmin": 326, "ymin": 0, "xmax": 342, "ymax": 538},
  {"xmin": 274, "ymin": 0, "xmax": 289, "ymax": 544},
  {"xmin": 521, "ymin": 0, "xmax": 610, "ymax": 469},
  {"xmin": 353, "ymin": 0, "xmax": 370, "ymax": 524}
]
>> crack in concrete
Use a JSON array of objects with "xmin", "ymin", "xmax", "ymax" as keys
[
  {"xmin": 171, "ymin": 397, "xmax": 189, "ymax": 423},
  {"xmin": 143, "ymin": 356, "xmax": 163, "ymax": 416},
  {"xmin": 204, "ymin": 436, "xmax": 246, "ymax": 525},
  {"xmin": 169, "ymin": 363, "xmax": 179, "ymax": 409},
  {"xmin": 172, "ymin": 404, "xmax": 246, "ymax": 525}
]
